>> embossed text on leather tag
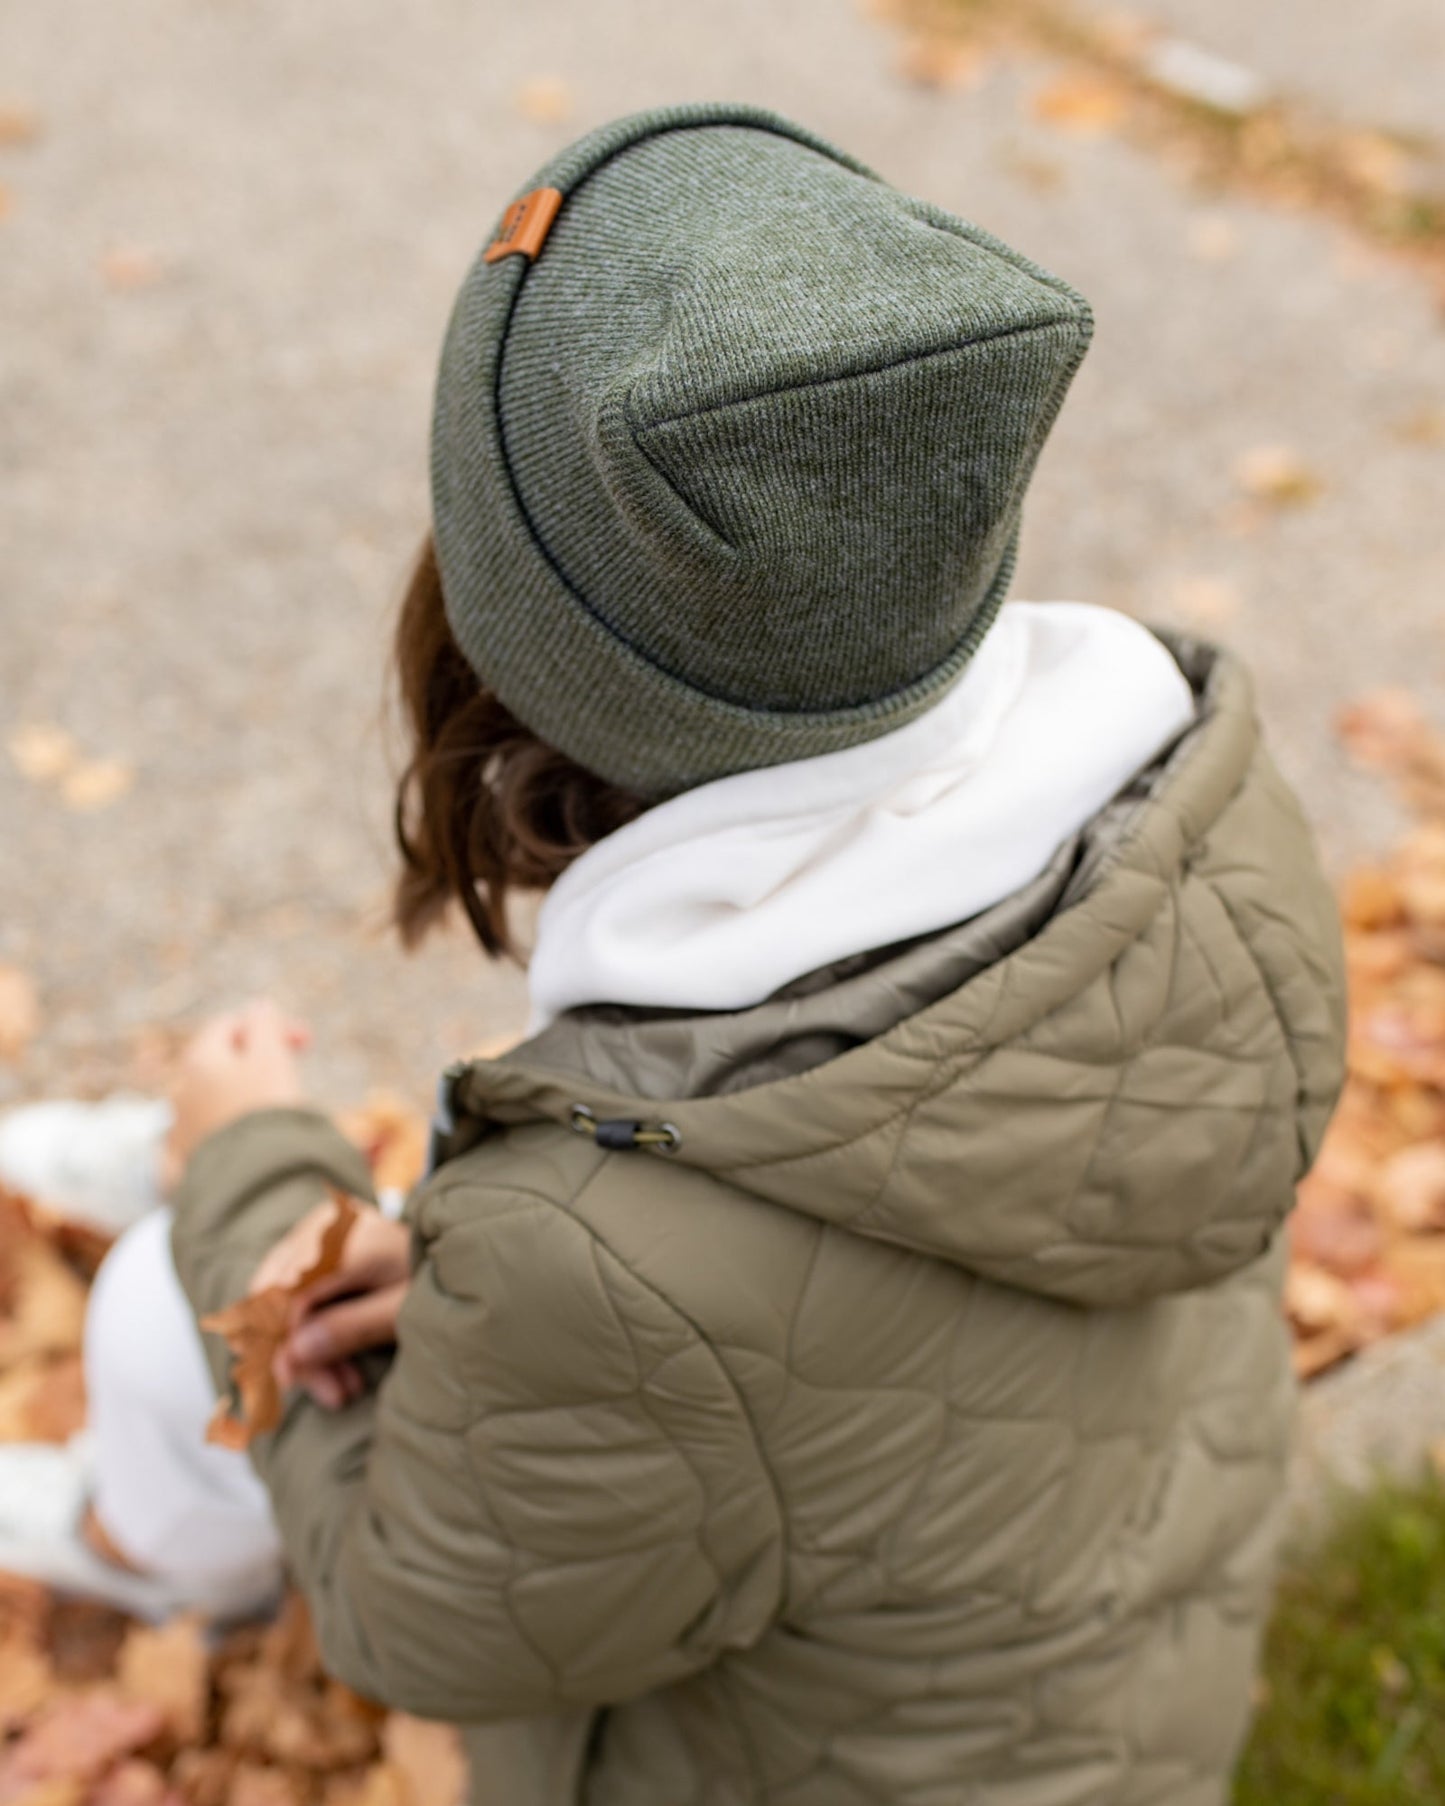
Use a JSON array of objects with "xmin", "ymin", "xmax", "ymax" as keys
[{"xmin": 484, "ymin": 187, "xmax": 565, "ymax": 264}]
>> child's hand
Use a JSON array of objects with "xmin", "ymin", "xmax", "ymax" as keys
[
  {"xmin": 252, "ymin": 1200, "xmax": 412, "ymax": 1411},
  {"xmin": 165, "ymin": 998, "xmax": 311, "ymax": 1185}
]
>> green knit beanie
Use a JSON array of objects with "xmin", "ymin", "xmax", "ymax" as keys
[{"xmin": 431, "ymin": 102, "xmax": 1092, "ymax": 799}]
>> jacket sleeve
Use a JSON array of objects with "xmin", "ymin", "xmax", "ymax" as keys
[{"xmin": 170, "ymin": 1110, "xmax": 784, "ymax": 1721}]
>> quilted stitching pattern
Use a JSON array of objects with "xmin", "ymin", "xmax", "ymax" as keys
[{"xmin": 170, "ymin": 641, "xmax": 1348, "ymax": 1805}]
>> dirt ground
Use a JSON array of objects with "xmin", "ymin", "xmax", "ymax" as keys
[{"xmin": 2, "ymin": 0, "xmax": 1443, "ymax": 1109}]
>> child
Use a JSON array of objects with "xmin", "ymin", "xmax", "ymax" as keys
[{"xmin": 0, "ymin": 104, "xmax": 1347, "ymax": 1805}]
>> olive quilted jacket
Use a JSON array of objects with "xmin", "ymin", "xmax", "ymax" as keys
[{"xmin": 173, "ymin": 633, "xmax": 1348, "ymax": 1806}]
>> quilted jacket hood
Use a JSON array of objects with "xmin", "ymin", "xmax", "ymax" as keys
[{"xmin": 454, "ymin": 631, "xmax": 1347, "ymax": 1309}]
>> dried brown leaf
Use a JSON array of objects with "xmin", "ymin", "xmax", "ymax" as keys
[
  {"xmin": 1186, "ymin": 214, "xmax": 1239, "ymax": 262},
  {"xmin": 514, "ymin": 78, "xmax": 572, "ymax": 124},
  {"xmin": 1169, "ymin": 575, "xmax": 1243, "ymax": 628},
  {"xmin": 0, "ymin": 1354, "xmax": 85, "ymax": 1443},
  {"xmin": 1392, "ymin": 406, "xmax": 1444, "ymax": 446},
  {"xmin": 7, "ymin": 726, "xmax": 79, "ymax": 785},
  {"xmin": 225, "ymin": 1768, "xmax": 301, "ymax": 1806},
  {"xmin": 1341, "ymin": 868, "xmax": 1406, "ymax": 932},
  {"xmin": 117, "ymin": 1618, "xmax": 209, "ymax": 1744},
  {"xmin": 89, "ymin": 1760, "xmax": 185, "ymax": 1806},
  {"xmin": 253, "ymin": 1594, "xmax": 320, "ymax": 1686},
  {"xmin": 0, "ymin": 106, "xmax": 41, "ymax": 147},
  {"xmin": 0, "ymin": 1633, "xmax": 51, "ymax": 1733},
  {"xmin": 0, "ymin": 1573, "xmax": 50, "ymax": 1645},
  {"xmin": 45, "ymin": 1602, "xmax": 130, "ymax": 1684},
  {"xmin": 896, "ymin": 36, "xmax": 987, "ymax": 90},
  {"xmin": 100, "ymin": 247, "xmax": 164, "ymax": 292},
  {"xmin": 169, "ymin": 1749, "xmax": 237, "ymax": 1806},
  {"xmin": 1031, "ymin": 73, "xmax": 1128, "ymax": 135},
  {"xmin": 0, "ymin": 1692, "xmax": 166, "ymax": 1792},
  {"xmin": 1234, "ymin": 443, "xmax": 1325, "ymax": 506},
  {"xmin": 0, "ymin": 966, "xmax": 40, "ymax": 1062},
  {"xmin": 1284, "ymin": 1260, "xmax": 1360, "ymax": 1336},
  {"xmin": 1373, "ymin": 1142, "xmax": 1445, "ymax": 1232},
  {"xmin": 202, "ymin": 1194, "xmax": 358, "ymax": 1446},
  {"xmin": 1289, "ymin": 1198, "xmax": 1382, "ymax": 1277},
  {"xmin": 0, "ymin": 1238, "xmax": 88, "ymax": 1366},
  {"xmin": 3, "ymin": 1781, "xmax": 84, "ymax": 1806},
  {"xmin": 59, "ymin": 760, "xmax": 134, "ymax": 813}
]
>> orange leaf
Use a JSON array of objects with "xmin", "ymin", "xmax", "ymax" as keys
[
  {"xmin": 226, "ymin": 1767, "xmax": 302, "ymax": 1806},
  {"xmin": 1340, "ymin": 868, "xmax": 1406, "ymax": 932},
  {"xmin": 0, "ymin": 105, "xmax": 41, "ymax": 147},
  {"xmin": 201, "ymin": 1195, "xmax": 358, "ymax": 1447},
  {"xmin": 89, "ymin": 1759, "xmax": 183, "ymax": 1806},
  {"xmin": 117, "ymin": 1617, "xmax": 210, "ymax": 1744},
  {"xmin": 0, "ymin": 965, "xmax": 40, "ymax": 1063},
  {"xmin": 896, "ymin": 36, "xmax": 988, "ymax": 91},
  {"xmin": 0, "ymin": 1632, "xmax": 51, "ymax": 1733},
  {"xmin": 0, "ymin": 1692, "xmax": 167, "ymax": 1792},
  {"xmin": 1372, "ymin": 1142, "xmax": 1445, "ymax": 1232},
  {"xmin": 513, "ymin": 78, "xmax": 572, "ymax": 124},
  {"xmin": 0, "ymin": 1238, "xmax": 88, "ymax": 1367},
  {"xmin": 0, "ymin": 1355, "xmax": 86, "ymax": 1444},
  {"xmin": 1234, "ymin": 443, "xmax": 1325, "ymax": 507},
  {"xmin": 1031, "ymin": 74, "xmax": 1128, "ymax": 135}
]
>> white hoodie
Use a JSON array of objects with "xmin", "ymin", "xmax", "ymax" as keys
[{"xmin": 526, "ymin": 603, "xmax": 1194, "ymax": 1032}]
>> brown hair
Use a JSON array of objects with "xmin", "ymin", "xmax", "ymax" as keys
[{"xmin": 392, "ymin": 537, "xmax": 647, "ymax": 958}]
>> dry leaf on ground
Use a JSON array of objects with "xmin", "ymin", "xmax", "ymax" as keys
[
  {"xmin": 0, "ymin": 1693, "xmax": 167, "ymax": 1793},
  {"xmin": 0, "ymin": 1634, "xmax": 52, "ymax": 1733},
  {"xmin": 0, "ymin": 1354, "xmax": 86, "ymax": 1443},
  {"xmin": 514, "ymin": 78, "xmax": 572, "ymax": 124},
  {"xmin": 7, "ymin": 726, "xmax": 79, "ymax": 785},
  {"xmin": 117, "ymin": 1619, "xmax": 209, "ymax": 1745},
  {"xmin": 1169, "ymin": 575, "xmax": 1243, "ymax": 628},
  {"xmin": 896, "ymin": 37, "xmax": 988, "ymax": 90},
  {"xmin": 1031, "ymin": 73, "xmax": 1128, "ymax": 136},
  {"xmin": 1186, "ymin": 214, "xmax": 1239, "ymax": 263},
  {"xmin": 1372, "ymin": 1142, "xmax": 1445, "ymax": 1232},
  {"xmin": 0, "ymin": 106, "xmax": 41, "ymax": 147},
  {"xmin": 0, "ymin": 1238, "xmax": 87, "ymax": 1367},
  {"xmin": 100, "ymin": 247, "xmax": 165, "ymax": 292},
  {"xmin": 60, "ymin": 761, "xmax": 134, "ymax": 812},
  {"xmin": 1234, "ymin": 443, "xmax": 1325, "ymax": 506},
  {"xmin": 0, "ymin": 966, "xmax": 40, "ymax": 1062},
  {"xmin": 226, "ymin": 1765, "xmax": 303, "ymax": 1806},
  {"xmin": 201, "ymin": 1193, "xmax": 358, "ymax": 1447},
  {"xmin": 1392, "ymin": 406, "xmax": 1444, "ymax": 446}
]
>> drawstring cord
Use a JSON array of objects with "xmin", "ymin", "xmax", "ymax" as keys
[{"xmin": 569, "ymin": 1104, "xmax": 681, "ymax": 1154}]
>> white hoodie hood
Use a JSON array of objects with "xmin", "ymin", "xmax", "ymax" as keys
[{"xmin": 525, "ymin": 603, "xmax": 1195, "ymax": 1033}]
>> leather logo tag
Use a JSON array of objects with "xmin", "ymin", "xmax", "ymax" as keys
[{"xmin": 484, "ymin": 187, "xmax": 564, "ymax": 264}]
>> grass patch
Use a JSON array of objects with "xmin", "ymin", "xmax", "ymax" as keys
[{"xmin": 1236, "ymin": 1476, "xmax": 1445, "ymax": 1803}]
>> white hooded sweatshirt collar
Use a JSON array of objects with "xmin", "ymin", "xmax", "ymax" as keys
[{"xmin": 525, "ymin": 603, "xmax": 1194, "ymax": 1033}]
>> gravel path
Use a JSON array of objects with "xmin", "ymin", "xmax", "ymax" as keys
[{"xmin": 2, "ymin": 0, "xmax": 1443, "ymax": 1109}]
